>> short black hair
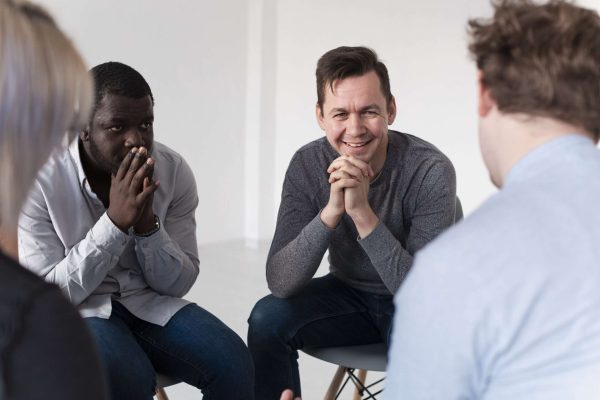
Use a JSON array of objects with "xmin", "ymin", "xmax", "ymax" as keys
[{"xmin": 89, "ymin": 61, "xmax": 154, "ymax": 112}]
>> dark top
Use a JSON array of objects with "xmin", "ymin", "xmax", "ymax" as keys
[
  {"xmin": 0, "ymin": 251, "xmax": 107, "ymax": 400},
  {"xmin": 267, "ymin": 130, "xmax": 457, "ymax": 297}
]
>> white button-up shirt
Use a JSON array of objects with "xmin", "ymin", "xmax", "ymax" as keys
[{"xmin": 18, "ymin": 139, "xmax": 199, "ymax": 326}]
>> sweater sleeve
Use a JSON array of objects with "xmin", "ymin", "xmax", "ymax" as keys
[
  {"xmin": 359, "ymin": 159, "xmax": 457, "ymax": 293},
  {"xmin": 266, "ymin": 155, "xmax": 335, "ymax": 298}
]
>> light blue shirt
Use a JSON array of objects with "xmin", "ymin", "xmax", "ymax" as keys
[
  {"xmin": 18, "ymin": 140, "xmax": 199, "ymax": 326},
  {"xmin": 386, "ymin": 135, "xmax": 600, "ymax": 399}
]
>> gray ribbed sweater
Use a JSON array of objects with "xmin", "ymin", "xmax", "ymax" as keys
[{"xmin": 266, "ymin": 130, "xmax": 457, "ymax": 297}]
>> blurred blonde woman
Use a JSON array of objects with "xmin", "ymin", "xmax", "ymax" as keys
[{"xmin": 0, "ymin": 0, "xmax": 107, "ymax": 398}]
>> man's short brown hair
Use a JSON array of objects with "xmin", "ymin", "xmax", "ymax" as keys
[
  {"xmin": 316, "ymin": 46, "xmax": 393, "ymax": 110},
  {"xmin": 468, "ymin": 0, "xmax": 600, "ymax": 139}
]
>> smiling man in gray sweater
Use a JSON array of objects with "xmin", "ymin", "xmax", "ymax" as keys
[{"xmin": 247, "ymin": 46, "xmax": 459, "ymax": 400}]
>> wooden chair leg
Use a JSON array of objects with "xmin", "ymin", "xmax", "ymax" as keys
[
  {"xmin": 352, "ymin": 369, "xmax": 368, "ymax": 400},
  {"xmin": 155, "ymin": 387, "xmax": 169, "ymax": 400},
  {"xmin": 324, "ymin": 366, "xmax": 347, "ymax": 400}
]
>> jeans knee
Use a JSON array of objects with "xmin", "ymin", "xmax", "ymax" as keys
[
  {"xmin": 248, "ymin": 295, "xmax": 291, "ymax": 349},
  {"xmin": 199, "ymin": 331, "xmax": 254, "ymax": 399},
  {"xmin": 218, "ymin": 335, "xmax": 254, "ymax": 381},
  {"xmin": 101, "ymin": 351, "xmax": 155, "ymax": 400}
]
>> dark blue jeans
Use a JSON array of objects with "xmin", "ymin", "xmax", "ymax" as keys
[
  {"xmin": 86, "ymin": 301, "xmax": 254, "ymax": 400},
  {"xmin": 247, "ymin": 274, "xmax": 394, "ymax": 400}
]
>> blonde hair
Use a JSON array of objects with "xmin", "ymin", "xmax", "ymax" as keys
[{"xmin": 0, "ymin": 0, "xmax": 92, "ymax": 231}]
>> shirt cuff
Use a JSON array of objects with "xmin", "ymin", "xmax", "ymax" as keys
[
  {"xmin": 90, "ymin": 212, "xmax": 131, "ymax": 256},
  {"xmin": 134, "ymin": 222, "xmax": 169, "ymax": 250}
]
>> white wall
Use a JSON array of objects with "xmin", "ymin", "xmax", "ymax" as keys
[
  {"xmin": 266, "ymin": 0, "xmax": 600, "ymax": 237},
  {"xmin": 272, "ymin": 0, "xmax": 496, "ymax": 226},
  {"xmin": 38, "ymin": 0, "xmax": 600, "ymax": 245},
  {"xmin": 38, "ymin": 0, "xmax": 248, "ymax": 245}
]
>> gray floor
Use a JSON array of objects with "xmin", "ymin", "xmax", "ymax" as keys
[{"xmin": 160, "ymin": 239, "xmax": 385, "ymax": 399}]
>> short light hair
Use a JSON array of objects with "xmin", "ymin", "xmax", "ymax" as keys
[
  {"xmin": 468, "ymin": 0, "xmax": 600, "ymax": 139},
  {"xmin": 0, "ymin": 0, "xmax": 92, "ymax": 230}
]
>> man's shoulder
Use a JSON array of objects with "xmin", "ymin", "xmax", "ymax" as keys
[
  {"xmin": 152, "ymin": 141, "xmax": 186, "ymax": 166},
  {"xmin": 288, "ymin": 137, "xmax": 332, "ymax": 170},
  {"xmin": 150, "ymin": 142, "xmax": 197, "ymax": 198},
  {"xmin": 294, "ymin": 137, "xmax": 330, "ymax": 157},
  {"xmin": 384, "ymin": 131, "xmax": 456, "ymax": 194},
  {"xmin": 34, "ymin": 145, "xmax": 78, "ymax": 189},
  {"xmin": 389, "ymin": 130, "xmax": 452, "ymax": 164},
  {"xmin": 280, "ymin": 137, "xmax": 333, "ymax": 191}
]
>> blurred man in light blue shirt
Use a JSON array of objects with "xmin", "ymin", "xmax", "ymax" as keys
[{"xmin": 386, "ymin": 1, "xmax": 600, "ymax": 399}]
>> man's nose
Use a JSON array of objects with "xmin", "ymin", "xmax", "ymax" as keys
[
  {"xmin": 124, "ymin": 128, "xmax": 144, "ymax": 148},
  {"xmin": 346, "ymin": 113, "xmax": 364, "ymax": 136}
]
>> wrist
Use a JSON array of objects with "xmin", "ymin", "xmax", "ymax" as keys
[
  {"xmin": 320, "ymin": 204, "xmax": 342, "ymax": 229},
  {"xmin": 133, "ymin": 215, "xmax": 160, "ymax": 237},
  {"xmin": 348, "ymin": 206, "xmax": 379, "ymax": 238},
  {"xmin": 106, "ymin": 210, "xmax": 129, "ymax": 234}
]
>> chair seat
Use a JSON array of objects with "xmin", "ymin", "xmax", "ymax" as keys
[
  {"xmin": 156, "ymin": 373, "xmax": 179, "ymax": 389},
  {"xmin": 302, "ymin": 342, "xmax": 388, "ymax": 372}
]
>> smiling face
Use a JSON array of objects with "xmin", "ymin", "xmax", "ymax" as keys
[
  {"xmin": 317, "ymin": 70, "xmax": 396, "ymax": 171},
  {"xmin": 81, "ymin": 93, "xmax": 154, "ymax": 176}
]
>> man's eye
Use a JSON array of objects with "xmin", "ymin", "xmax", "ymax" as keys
[
  {"xmin": 333, "ymin": 113, "xmax": 347, "ymax": 119},
  {"xmin": 109, "ymin": 126, "xmax": 123, "ymax": 132},
  {"xmin": 141, "ymin": 122, "xmax": 153, "ymax": 130},
  {"xmin": 363, "ymin": 110, "xmax": 378, "ymax": 117}
]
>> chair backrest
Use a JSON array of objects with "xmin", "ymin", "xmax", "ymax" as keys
[{"xmin": 455, "ymin": 196, "xmax": 463, "ymax": 223}]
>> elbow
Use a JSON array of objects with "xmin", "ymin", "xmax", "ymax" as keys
[
  {"xmin": 268, "ymin": 283, "xmax": 295, "ymax": 299},
  {"xmin": 62, "ymin": 284, "xmax": 87, "ymax": 307},
  {"xmin": 162, "ymin": 261, "xmax": 199, "ymax": 297},
  {"xmin": 266, "ymin": 263, "xmax": 291, "ymax": 298},
  {"xmin": 187, "ymin": 262, "xmax": 200, "ymax": 288},
  {"xmin": 41, "ymin": 270, "xmax": 84, "ymax": 306},
  {"xmin": 176, "ymin": 276, "xmax": 197, "ymax": 297},
  {"xmin": 266, "ymin": 258, "xmax": 306, "ymax": 298},
  {"xmin": 267, "ymin": 277, "xmax": 304, "ymax": 299}
]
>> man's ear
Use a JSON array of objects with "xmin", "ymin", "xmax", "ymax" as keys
[
  {"xmin": 80, "ymin": 126, "xmax": 90, "ymax": 142},
  {"xmin": 478, "ymin": 70, "xmax": 495, "ymax": 117},
  {"xmin": 387, "ymin": 96, "xmax": 397, "ymax": 125},
  {"xmin": 315, "ymin": 103, "xmax": 326, "ymax": 131}
]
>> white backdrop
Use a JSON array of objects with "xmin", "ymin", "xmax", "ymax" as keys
[
  {"xmin": 38, "ymin": 0, "xmax": 600, "ymax": 245},
  {"xmin": 38, "ymin": 0, "xmax": 249, "ymax": 245}
]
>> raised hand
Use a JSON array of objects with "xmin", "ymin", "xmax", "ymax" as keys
[
  {"xmin": 107, "ymin": 147, "xmax": 159, "ymax": 233},
  {"xmin": 329, "ymin": 156, "xmax": 371, "ymax": 212},
  {"xmin": 324, "ymin": 155, "xmax": 379, "ymax": 237},
  {"xmin": 321, "ymin": 155, "xmax": 373, "ymax": 229}
]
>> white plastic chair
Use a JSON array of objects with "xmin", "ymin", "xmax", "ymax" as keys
[
  {"xmin": 302, "ymin": 343, "xmax": 387, "ymax": 400},
  {"xmin": 155, "ymin": 373, "xmax": 179, "ymax": 400}
]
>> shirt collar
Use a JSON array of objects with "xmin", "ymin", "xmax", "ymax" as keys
[{"xmin": 67, "ymin": 138, "xmax": 89, "ymax": 188}]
